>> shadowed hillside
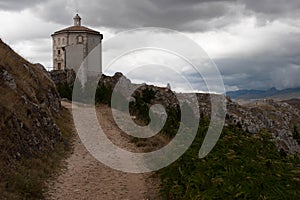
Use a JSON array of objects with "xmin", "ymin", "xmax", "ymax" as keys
[
  {"xmin": 0, "ymin": 39, "xmax": 73, "ymax": 199},
  {"xmin": 227, "ymin": 87, "xmax": 300, "ymax": 100}
]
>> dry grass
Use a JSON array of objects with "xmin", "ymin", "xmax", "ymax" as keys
[
  {"xmin": 0, "ymin": 39, "xmax": 75, "ymax": 199},
  {"xmin": 0, "ymin": 107, "xmax": 74, "ymax": 199}
]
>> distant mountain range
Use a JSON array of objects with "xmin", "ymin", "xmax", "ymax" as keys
[{"xmin": 226, "ymin": 87, "xmax": 300, "ymax": 100}]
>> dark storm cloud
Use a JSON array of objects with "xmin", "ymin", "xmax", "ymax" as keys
[
  {"xmin": 30, "ymin": 0, "xmax": 300, "ymax": 90},
  {"xmin": 216, "ymin": 31, "xmax": 300, "ymax": 90},
  {"xmin": 241, "ymin": 0, "xmax": 300, "ymax": 26},
  {"xmin": 24, "ymin": 0, "xmax": 239, "ymax": 31},
  {"xmin": 2, "ymin": 0, "xmax": 300, "ymax": 31},
  {"xmin": 0, "ymin": 0, "xmax": 41, "ymax": 11},
  {"xmin": 0, "ymin": 0, "xmax": 299, "ymax": 90},
  {"xmin": 242, "ymin": 0, "xmax": 300, "ymax": 16},
  {"xmin": 11, "ymin": 0, "xmax": 297, "ymax": 32},
  {"xmin": 84, "ymin": 0, "xmax": 239, "ymax": 31},
  {"xmin": 34, "ymin": 0, "xmax": 73, "ymax": 25}
]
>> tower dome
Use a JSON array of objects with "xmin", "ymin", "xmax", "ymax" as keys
[{"xmin": 73, "ymin": 14, "xmax": 81, "ymax": 26}]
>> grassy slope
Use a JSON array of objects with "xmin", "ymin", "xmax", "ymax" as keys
[
  {"xmin": 56, "ymin": 73, "xmax": 300, "ymax": 199},
  {"xmin": 0, "ymin": 107, "xmax": 73, "ymax": 199},
  {"xmin": 159, "ymin": 120, "xmax": 300, "ymax": 200}
]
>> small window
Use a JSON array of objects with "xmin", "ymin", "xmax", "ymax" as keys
[
  {"xmin": 77, "ymin": 35, "xmax": 83, "ymax": 44},
  {"xmin": 58, "ymin": 38, "xmax": 61, "ymax": 45},
  {"xmin": 58, "ymin": 63, "xmax": 61, "ymax": 70},
  {"xmin": 58, "ymin": 50, "xmax": 61, "ymax": 55}
]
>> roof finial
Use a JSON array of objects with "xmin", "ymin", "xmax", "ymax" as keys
[{"xmin": 74, "ymin": 13, "xmax": 81, "ymax": 26}]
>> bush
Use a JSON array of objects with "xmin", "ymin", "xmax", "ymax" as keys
[
  {"xmin": 57, "ymin": 84, "xmax": 73, "ymax": 100},
  {"xmin": 159, "ymin": 121, "xmax": 300, "ymax": 199},
  {"xmin": 161, "ymin": 106, "xmax": 180, "ymax": 137},
  {"xmin": 141, "ymin": 88, "xmax": 156, "ymax": 103},
  {"xmin": 95, "ymin": 85, "xmax": 113, "ymax": 105},
  {"xmin": 293, "ymin": 125, "xmax": 300, "ymax": 144},
  {"xmin": 129, "ymin": 93, "xmax": 151, "ymax": 124}
]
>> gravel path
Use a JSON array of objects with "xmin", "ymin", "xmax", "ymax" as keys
[{"xmin": 46, "ymin": 101, "xmax": 161, "ymax": 200}]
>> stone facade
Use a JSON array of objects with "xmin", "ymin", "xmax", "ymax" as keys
[{"xmin": 51, "ymin": 14, "xmax": 103, "ymax": 73}]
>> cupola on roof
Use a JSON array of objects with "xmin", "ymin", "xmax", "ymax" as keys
[
  {"xmin": 51, "ymin": 14, "xmax": 102, "ymax": 36},
  {"xmin": 74, "ymin": 13, "xmax": 81, "ymax": 26}
]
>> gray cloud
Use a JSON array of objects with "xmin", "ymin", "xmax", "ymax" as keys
[
  {"xmin": 0, "ymin": 0, "xmax": 299, "ymax": 91},
  {"xmin": 2, "ymin": 0, "xmax": 300, "ymax": 32},
  {"xmin": 242, "ymin": 0, "xmax": 300, "ymax": 16},
  {"xmin": 34, "ymin": 0, "xmax": 73, "ymax": 25},
  {"xmin": 241, "ymin": 0, "xmax": 300, "ymax": 28},
  {"xmin": 23, "ymin": 0, "xmax": 240, "ymax": 31},
  {"xmin": 216, "ymin": 31, "xmax": 300, "ymax": 90},
  {"xmin": 0, "ymin": 0, "xmax": 41, "ymax": 11}
]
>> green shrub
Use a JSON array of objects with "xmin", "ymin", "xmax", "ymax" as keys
[
  {"xmin": 293, "ymin": 125, "xmax": 300, "ymax": 144},
  {"xmin": 161, "ymin": 106, "xmax": 180, "ymax": 137},
  {"xmin": 159, "ymin": 121, "xmax": 300, "ymax": 199},
  {"xmin": 129, "ymin": 93, "xmax": 151, "ymax": 124},
  {"xmin": 141, "ymin": 88, "xmax": 156, "ymax": 103},
  {"xmin": 95, "ymin": 85, "xmax": 113, "ymax": 105},
  {"xmin": 57, "ymin": 84, "xmax": 73, "ymax": 100}
]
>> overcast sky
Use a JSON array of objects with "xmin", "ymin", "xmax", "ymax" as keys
[{"xmin": 0, "ymin": 0, "xmax": 300, "ymax": 91}]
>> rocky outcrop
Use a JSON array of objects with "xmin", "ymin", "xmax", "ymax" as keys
[
  {"xmin": 49, "ymin": 70, "xmax": 300, "ymax": 154},
  {"xmin": 97, "ymin": 73, "xmax": 300, "ymax": 154},
  {"xmin": 49, "ymin": 69, "xmax": 76, "ymax": 88},
  {"xmin": 0, "ymin": 39, "xmax": 62, "ymax": 158},
  {"xmin": 226, "ymin": 99, "xmax": 300, "ymax": 153}
]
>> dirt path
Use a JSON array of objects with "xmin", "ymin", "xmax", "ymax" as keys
[{"xmin": 46, "ymin": 101, "xmax": 161, "ymax": 200}]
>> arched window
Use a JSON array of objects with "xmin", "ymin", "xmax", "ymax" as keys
[{"xmin": 77, "ymin": 35, "xmax": 83, "ymax": 44}]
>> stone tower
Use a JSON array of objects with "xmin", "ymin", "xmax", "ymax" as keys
[{"xmin": 51, "ymin": 14, "xmax": 103, "ymax": 74}]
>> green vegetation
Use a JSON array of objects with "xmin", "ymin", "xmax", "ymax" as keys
[
  {"xmin": 126, "ymin": 90, "xmax": 300, "ymax": 199},
  {"xmin": 159, "ymin": 119, "xmax": 300, "ymax": 199},
  {"xmin": 0, "ymin": 108, "xmax": 73, "ymax": 199},
  {"xmin": 95, "ymin": 85, "xmax": 113, "ymax": 105},
  {"xmin": 293, "ymin": 125, "xmax": 300, "ymax": 145},
  {"xmin": 128, "ymin": 91, "xmax": 181, "ymax": 138},
  {"xmin": 141, "ymin": 87, "xmax": 156, "ymax": 103},
  {"xmin": 56, "ymin": 81, "xmax": 300, "ymax": 199},
  {"xmin": 57, "ymin": 84, "xmax": 73, "ymax": 100}
]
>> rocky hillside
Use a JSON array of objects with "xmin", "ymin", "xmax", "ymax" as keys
[
  {"xmin": 48, "ymin": 70, "xmax": 300, "ymax": 200},
  {"xmin": 51, "ymin": 65, "xmax": 300, "ymax": 153},
  {"xmin": 226, "ymin": 98, "xmax": 300, "ymax": 153},
  {"xmin": 97, "ymin": 73, "xmax": 300, "ymax": 154},
  {"xmin": 0, "ymin": 38, "xmax": 62, "ymax": 158},
  {"xmin": 51, "ymin": 71, "xmax": 300, "ymax": 154},
  {"xmin": 50, "ymin": 69, "xmax": 76, "ymax": 88},
  {"xmin": 227, "ymin": 87, "xmax": 300, "ymax": 100},
  {"xmin": 0, "ymin": 39, "xmax": 69, "ymax": 199}
]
